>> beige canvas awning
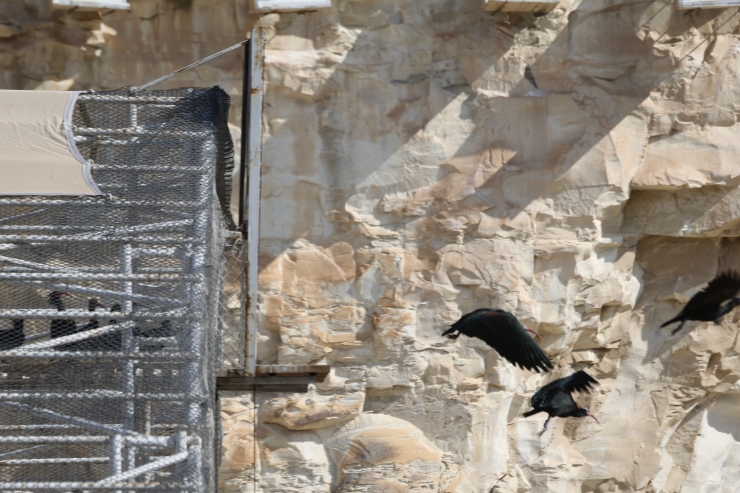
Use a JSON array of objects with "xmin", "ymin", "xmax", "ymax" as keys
[{"xmin": 0, "ymin": 90, "xmax": 101, "ymax": 195}]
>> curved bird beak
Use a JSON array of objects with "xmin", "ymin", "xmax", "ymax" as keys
[
  {"xmin": 524, "ymin": 326, "xmax": 542, "ymax": 339},
  {"xmin": 587, "ymin": 412, "xmax": 599, "ymax": 424},
  {"xmin": 60, "ymin": 292, "xmax": 77, "ymax": 299}
]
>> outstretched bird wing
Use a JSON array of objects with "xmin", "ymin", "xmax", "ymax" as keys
[
  {"xmin": 456, "ymin": 310, "xmax": 553, "ymax": 373},
  {"xmin": 531, "ymin": 370, "xmax": 597, "ymax": 409},
  {"xmin": 683, "ymin": 271, "xmax": 740, "ymax": 314}
]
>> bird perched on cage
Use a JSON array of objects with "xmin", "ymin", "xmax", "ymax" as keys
[
  {"xmin": 48, "ymin": 291, "xmax": 76, "ymax": 339},
  {"xmin": 523, "ymin": 370, "xmax": 599, "ymax": 436},
  {"xmin": 134, "ymin": 320, "xmax": 176, "ymax": 338},
  {"xmin": 661, "ymin": 270, "xmax": 740, "ymax": 335},
  {"xmin": 0, "ymin": 319, "xmax": 25, "ymax": 350},
  {"xmin": 442, "ymin": 308, "xmax": 552, "ymax": 373},
  {"xmin": 56, "ymin": 299, "xmax": 112, "ymax": 351}
]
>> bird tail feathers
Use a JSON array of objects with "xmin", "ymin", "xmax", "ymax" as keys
[{"xmin": 522, "ymin": 409, "xmax": 541, "ymax": 418}]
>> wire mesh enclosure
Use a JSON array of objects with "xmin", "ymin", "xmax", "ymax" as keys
[{"xmin": 0, "ymin": 87, "xmax": 240, "ymax": 491}]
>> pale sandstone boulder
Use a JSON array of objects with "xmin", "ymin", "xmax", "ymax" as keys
[{"xmin": 324, "ymin": 414, "xmax": 457, "ymax": 492}]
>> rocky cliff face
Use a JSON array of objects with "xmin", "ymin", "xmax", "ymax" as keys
[{"xmin": 4, "ymin": 0, "xmax": 740, "ymax": 492}]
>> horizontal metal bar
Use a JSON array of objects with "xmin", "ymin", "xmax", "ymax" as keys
[
  {"xmin": 0, "ymin": 350, "xmax": 195, "ymax": 360},
  {"xmin": 0, "ymin": 457, "xmax": 109, "ymax": 465},
  {"xmin": 90, "ymin": 165, "xmax": 209, "ymax": 172},
  {"xmin": 217, "ymin": 376, "xmax": 314, "ymax": 392},
  {"xmin": 0, "ymin": 235, "xmax": 201, "ymax": 244},
  {"xmin": 0, "ymin": 402, "xmax": 171, "ymax": 446},
  {"xmin": 0, "ymin": 482, "xmax": 193, "ymax": 490},
  {"xmin": 17, "ymin": 321, "xmax": 136, "ymax": 351},
  {"xmin": 76, "ymin": 94, "xmax": 191, "ymax": 103},
  {"xmin": 0, "ymin": 273, "xmax": 196, "ymax": 281},
  {"xmin": 0, "ymin": 392, "xmax": 198, "ymax": 400},
  {"xmin": 0, "ymin": 424, "xmax": 81, "ymax": 430},
  {"xmin": 0, "ymin": 267, "xmax": 185, "ymax": 274},
  {"xmin": 0, "ymin": 220, "xmax": 192, "ymax": 234},
  {"xmin": 0, "ymin": 445, "xmax": 46, "ymax": 459},
  {"xmin": 8, "ymin": 281, "xmax": 183, "ymax": 306},
  {"xmin": 0, "ymin": 436, "xmax": 108, "ymax": 444},
  {"xmin": 0, "ymin": 198, "xmax": 206, "ymax": 208},
  {"xmin": 74, "ymin": 127, "xmax": 210, "ymax": 138},
  {"xmin": 0, "ymin": 309, "xmax": 186, "ymax": 320},
  {"xmin": 95, "ymin": 450, "xmax": 189, "ymax": 484}
]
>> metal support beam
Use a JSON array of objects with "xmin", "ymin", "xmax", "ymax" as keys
[{"xmin": 245, "ymin": 27, "xmax": 266, "ymax": 377}]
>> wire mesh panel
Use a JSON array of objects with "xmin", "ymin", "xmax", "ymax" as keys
[
  {"xmin": 0, "ymin": 87, "xmax": 234, "ymax": 492},
  {"xmin": 218, "ymin": 236, "xmax": 246, "ymax": 372}
]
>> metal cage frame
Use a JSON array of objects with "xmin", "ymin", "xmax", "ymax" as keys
[{"xmin": 0, "ymin": 88, "xmax": 231, "ymax": 491}]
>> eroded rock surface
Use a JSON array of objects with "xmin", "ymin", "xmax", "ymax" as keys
[{"xmin": 6, "ymin": 0, "xmax": 740, "ymax": 491}]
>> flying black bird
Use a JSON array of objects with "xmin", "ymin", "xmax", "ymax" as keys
[
  {"xmin": 442, "ymin": 308, "xmax": 553, "ymax": 373},
  {"xmin": 661, "ymin": 270, "xmax": 740, "ymax": 335},
  {"xmin": 523, "ymin": 370, "xmax": 599, "ymax": 435},
  {"xmin": 48, "ymin": 291, "xmax": 76, "ymax": 339},
  {"xmin": 0, "ymin": 319, "xmax": 25, "ymax": 350}
]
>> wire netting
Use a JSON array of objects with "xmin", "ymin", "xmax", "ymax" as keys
[{"xmin": 0, "ymin": 86, "xmax": 237, "ymax": 492}]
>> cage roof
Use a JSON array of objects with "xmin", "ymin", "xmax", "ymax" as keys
[{"xmin": 0, "ymin": 90, "xmax": 100, "ymax": 196}]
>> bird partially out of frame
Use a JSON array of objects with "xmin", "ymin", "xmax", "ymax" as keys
[{"xmin": 661, "ymin": 270, "xmax": 740, "ymax": 335}]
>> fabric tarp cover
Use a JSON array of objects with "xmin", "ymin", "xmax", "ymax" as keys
[{"xmin": 0, "ymin": 90, "xmax": 100, "ymax": 195}]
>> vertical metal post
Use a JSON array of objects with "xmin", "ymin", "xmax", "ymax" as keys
[
  {"xmin": 121, "ymin": 243, "xmax": 136, "ymax": 481},
  {"xmin": 245, "ymin": 27, "xmax": 265, "ymax": 377},
  {"xmin": 110, "ymin": 434, "xmax": 123, "ymax": 493},
  {"xmin": 122, "ymin": 96, "xmax": 138, "ymax": 486},
  {"xmin": 239, "ymin": 39, "xmax": 251, "ymax": 231}
]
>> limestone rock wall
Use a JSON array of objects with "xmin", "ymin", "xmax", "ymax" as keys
[{"xmin": 4, "ymin": 0, "xmax": 740, "ymax": 492}]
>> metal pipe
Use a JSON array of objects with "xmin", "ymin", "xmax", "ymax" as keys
[
  {"xmin": 7, "ymin": 281, "xmax": 183, "ymax": 306},
  {"xmin": 74, "ymin": 128, "xmax": 210, "ymax": 137},
  {"xmin": 0, "ymin": 457, "xmax": 109, "ymax": 465},
  {"xmin": 17, "ymin": 321, "xmax": 136, "ymax": 351},
  {"xmin": 0, "ymin": 392, "xmax": 196, "ymax": 401},
  {"xmin": 0, "ymin": 273, "xmax": 197, "ymax": 281},
  {"xmin": 246, "ymin": 27, "xmax": 266, "ymax": 376},
  {"xmin": 0, "ymin": 309, "xmax": 186, "ymax": 319},
  {"xmin": 0, "ymin": 402, "xmax": 156, "ymax": 443},
  {"xmin": 0, "ymin": 198, "xmax": 207, "ymax": 207},
  {"xmin": 0, "ymin": 350, "xmax": 195, "ymax": 360},
  {"xmin": 110, "ymin": 435, "xmax": 123, "ymax": 480},
  {"xmin": 121, "ymin": 243, "xmax": 136, "ymax": 477},
  {"xmin": 94, "ymin": 450, "xmax": 189, "ymax": 484},
  {"xmin": 0, "ymin": 482, "xmax": 194, "ymax": 491},
  {"xmin": 0, "ymin": 235, "xmax": 202, "ymax": 244},
  {"xmin": 0, "ymin": 219, "xmax": 192, "ymax": 234},
  {"xmin": 0, "ymin": 445, "xmax": 46, "ymax": 459},
  {"xmin": 0, "ymin": 436, "xmax": 108, "ymax": 444},
  {"xmin": 77, "ymin": 94, "xmax": 191, "ymax": 103}
]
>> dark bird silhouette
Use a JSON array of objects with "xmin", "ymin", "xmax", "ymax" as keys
[
  {"xmin": 661, "ymin": 270, "xmax": 740, "ymax": 335},
  {"xmin": 524, "ymin": 65, "xmax": 539, "ymax": 90},
  {"xmin": 57, "ymin": 299, "xmax": 121, "ymax": 351},
  {"xmin": 0, "ymin": 319, "xmax": 25, "ymax": 350},
  {"xmin": 523, "ymin": 370, "xmax": 599, "ymax": 435},
  {"xmin": 48, "ymin": 291, "xmax": 76, "ymax": 339},
  {"xmin": 134, "ymin": 320, "xmax": 176, "ymax": 338},
  {"xmin": 442, "ymin": 308, "xmax": 552, "ymax": 372}
]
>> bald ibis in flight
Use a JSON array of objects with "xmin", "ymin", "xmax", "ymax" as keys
[
  {"xmin": 442, "ymin": 308, "xmax": 553, "ymax": 373},
  {"xmin": 0, "ymin": 319, "xmax": 25, "ymax": 350},
  {"xmin": 523, "ymin": 370, "xmax": 599, "ymax": 435},
  {"xmin": 48, "ymin": 291, "xmax": 76, "ymax": 339},
  {"xmin": 661, "ymin": 270, "xmax": 740, "ymax": 335}
]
